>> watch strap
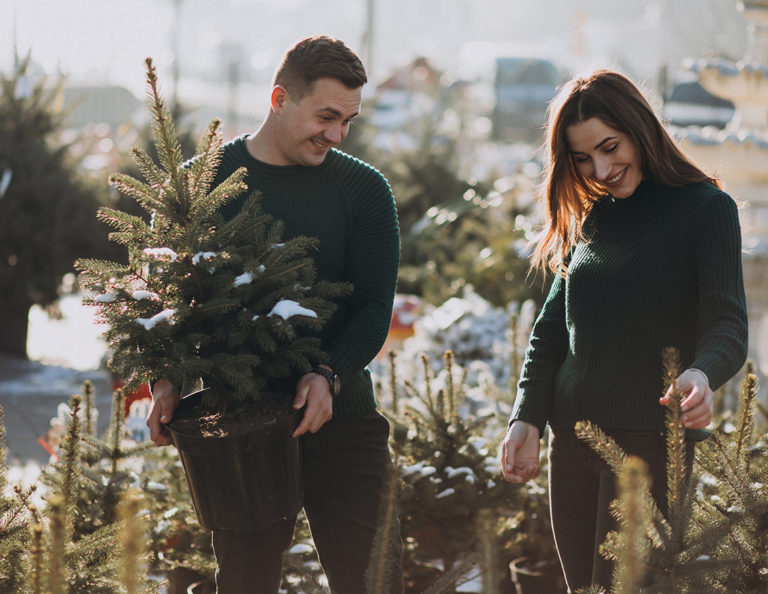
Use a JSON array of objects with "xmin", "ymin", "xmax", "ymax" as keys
[{"xmin": 312, "ymin": 366, "xmax": 338, "ymax": 397}]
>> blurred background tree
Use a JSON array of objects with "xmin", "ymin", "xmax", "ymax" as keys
[
  {"xmin": 0, "ymin": 58, "xmax": 112, "ymax": 359},
  {"xmin": 342, "ymin": 89, "xmax": 546, "ymax": 308}
]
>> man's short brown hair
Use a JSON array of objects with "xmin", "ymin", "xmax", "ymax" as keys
[{"xmin": 274, "ymin": 36, "xmax": 367, "ymax": 101}]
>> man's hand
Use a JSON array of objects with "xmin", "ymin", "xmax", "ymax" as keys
[
  {"xmin": 147, "ymin": 378, "xmax": 181, "ymax": 446},
  {"xmin": 500, "ymin": 420, "xmax": 541, "ymax": 483},
  {"xmin": 659, "ymin": 368, "xmax": 713, "ymax": 429},
  {"xmin": 292, "ymin": 372, "xmax": 333, "ymax": 438}
]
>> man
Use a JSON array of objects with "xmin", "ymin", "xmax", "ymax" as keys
[{"xmin": 146, "ymin": 36, "xmax": 403, "ymax": 593}]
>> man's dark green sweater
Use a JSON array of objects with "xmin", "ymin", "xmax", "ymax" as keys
[
  {"xmin": 511, "ymin": 180, "xmax": 748, "ymax": 436},
  {"xmin": 214, "ymin": 135, "xmax": 400, "ymax": 420}
]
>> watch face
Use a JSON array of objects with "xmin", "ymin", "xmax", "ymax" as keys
[{"xmin": 332, "ymin": 375, "xmax": 341, "ymax": 395}]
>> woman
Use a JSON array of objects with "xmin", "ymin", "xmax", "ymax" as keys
[{"xmin": 500, "ymin": 70, "xmax": 748, "ymax": 591}]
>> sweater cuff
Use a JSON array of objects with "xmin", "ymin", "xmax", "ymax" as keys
[{"xmin": 686, "ymin": 368, "xmax": 710, "ymax": 389}]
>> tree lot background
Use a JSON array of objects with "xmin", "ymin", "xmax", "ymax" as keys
[{"xmin": 2, "ymin": 11, "xmax": 768, "ymax": 588}]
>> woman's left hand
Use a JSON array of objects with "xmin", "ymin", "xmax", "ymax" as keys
[{"xmin": 659, "ymin": 368, "xmax": 713, "ymax": 429}]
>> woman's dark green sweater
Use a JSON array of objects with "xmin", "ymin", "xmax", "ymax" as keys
[
  {"xmin": 511, "ymin": 180, "xmax": 748, "ymax": 436},
  {"xmin": 213, "ymin": 136, "xmax": 400, "ymax": 420}
]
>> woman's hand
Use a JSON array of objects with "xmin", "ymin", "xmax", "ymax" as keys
[
  {"xmin": 500, "ymin": 420, "xmax": 541, "ymax": 483},
  {"xmin": 659, "ymin": 368, "xmax": 713, "ymax": 429}
]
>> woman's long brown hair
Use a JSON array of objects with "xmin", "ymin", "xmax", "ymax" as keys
[{"xmin": 533, "ymin": 69, "xmax": 721, "ymax": 275}]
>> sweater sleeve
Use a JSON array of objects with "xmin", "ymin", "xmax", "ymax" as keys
[
  {"xmin": 326, "ymin": 168, "xmax": 400, "ymax": 376},
  {"xmin": 688, "ymin": 190, "xmax": 748, "ymax": 390},
  {"xmin": 510, "ymin": 273, "xmax": 569, "ymax": 435}
]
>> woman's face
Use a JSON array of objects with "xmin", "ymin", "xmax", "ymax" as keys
[{"xmin": 565, "ymin": 117, "xmax": 643, "ymax": 199}]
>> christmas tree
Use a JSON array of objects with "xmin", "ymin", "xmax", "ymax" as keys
[
  {"xmin": 576, "ymin": 356, "xmax": 768, "ymax": 593},
  {"xmin": 75, "ymin": 58, "xmax": 349, "ymax": 408},
  {"xmin": 387, "ymin": 350, "xmax": 543, "ymax": 592},
  {"xmin": 690, "ymin": 363, "xmax": 768, "ymax": 593},
  {"xmin": 0, "ymin": 57, "xmax": 111, "ymax": 358},
  {"xmin": 0, "ymin": 405, "xmax": 33, "ymax": 591}
]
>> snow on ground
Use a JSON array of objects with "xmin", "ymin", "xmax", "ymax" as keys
[
  {"xmin": 1, "ymin": 294, "xmax": 112, "ymax": 466},
  {"xmin": 27, "ymin": 293, "xmax": 108, "ymax": 371}
]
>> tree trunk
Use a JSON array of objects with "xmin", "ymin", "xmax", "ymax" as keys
[{"xmin": 0, "ymin": 300, "xmax": 31, "ymax": 359}]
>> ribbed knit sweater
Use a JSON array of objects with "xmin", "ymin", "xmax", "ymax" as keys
[
  {"xmin": 511, "ymin": 180, "xmax": 748, "ymax": 436},
  {"xmin": 213, "ymin": 135, "xmax": 400, "ymax": 419}
]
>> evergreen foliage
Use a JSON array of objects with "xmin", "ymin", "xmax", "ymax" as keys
[
  {"xmin": 418, "ymin": 555, "xmax": 479, "ymax": 594},
  {"xmin": 613, "ymin": 456, "xmax": 653, "ymax": 594},
  {"xmin": 395, "ymin": 176, "xmax": 541, "ymax": 308},
  {"xmin": 0, "ymin": 405, "xmax": 33, "ymax": 592},
  {"xmin": 30, "ymin": 388, "xmax": 157, "ymax": 593},
  {"xmin": 0, "ymin": 56, "xmax": 112, "ymax": 357},
  {"xmin": 30, "ymin": 523, "xmax": 44, "ymax": 594},
  {"xmin": 3, "ymin": 346, "xmax": 767, "ymax": 591},
  {"xmin": 365, "ymin": 447, "xmax": 403, "ymax": 594},
  {"xmin": 117, "ymin": 491, "xmax": 145, "ymax": 594},
  {"xmin": 575, "ymin": 357, "xmax": 768, "ymax": 593},
  {"xmin": 475, "ymin": 508, "xmax": 500, "ymax": 594},
  {"xmin": 37, "ymin": 383, "xmax": 212, "ymax": 591},
  {"xmin": 0, "ymin": 378, "xmax": 178, "ymax": 592},
  {"xmin": 38, "ymin": 388, "xmax": 151, "ymax": 545},
  {"xmin": 139, "ymin": 445, "xmax": 216, "ymax": 587},
  {"xmin": 692, "ymin": 362, "xmax": 768, "ymax": 593},
  {"xmin": 387, "ymin": 350, "xmax": 549, "ymax": 592},
  {"xmin": 341, "ymin": 97, "xmax": 544, "ymax": 308},
  {"xmin": 111, "ymin": 103, "xmax": 199, "ymax": 235},
  {"xmin": 75, "ymin": 58, "xmax": 350, "ymax": 406}
]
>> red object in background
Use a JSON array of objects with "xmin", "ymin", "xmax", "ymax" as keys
[
  {"xmin": 110, "ymin": 376, "xmax": 152, "ymax": 417},
  {"xmin": 378, "ymin": 294, "xmax": 421, "ymax": 358},
  {"xmin": 37, "ymin": 435, "xmax": 59, "ymax": 460},
  {"xmin": 390, "ymin": 294, "xmax": 420, "ymax": 336}
]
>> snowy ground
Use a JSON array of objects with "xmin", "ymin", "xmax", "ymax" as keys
[
  {"xmin": 27, "ymin": 293, "xmax": 108, "ymax": 371},
  {"xmin": 0, "ymin": 294, "xmax": 112, "ymax": 466}
]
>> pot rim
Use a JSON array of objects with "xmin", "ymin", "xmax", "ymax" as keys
[{"xmin": 509, "ymin": 555, "xmax": 562, "ymax": 577}]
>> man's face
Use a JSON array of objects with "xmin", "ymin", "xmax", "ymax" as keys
[{"xmin": 271, "ymin": 77, "xmax": 362, "ymax": 167}]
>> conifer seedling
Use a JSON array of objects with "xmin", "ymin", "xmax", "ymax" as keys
[{"xmin": 76, "ymin": 58, "xmax": 349, "ymax": 412}]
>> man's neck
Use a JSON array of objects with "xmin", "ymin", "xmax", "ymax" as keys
[{"xmin": 244, "ymin": 126, "xmax": 276, "ymax": 164}]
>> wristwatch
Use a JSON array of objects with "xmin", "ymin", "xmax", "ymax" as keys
[{"xmin": 312, "ymin": 366, "xmax": 341, "ymax": 397}]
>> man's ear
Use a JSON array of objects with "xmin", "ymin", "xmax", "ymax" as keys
[{"xmin": 271, "ymin": 85, "xmax": 289, "ymax": 113}]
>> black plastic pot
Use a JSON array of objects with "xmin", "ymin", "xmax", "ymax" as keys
[
  {"xmin": 167, "ymin": 389, "xmax": 303, "ymax": 534},
  {"xmin": 509, "ymin": 556, "xmax": 567, "ymax": 594},
  {"xmin": 163, "ymin": 566, "xmax": 206, "ymax": 594}
]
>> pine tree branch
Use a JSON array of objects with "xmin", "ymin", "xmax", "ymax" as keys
[
  {"xmin": 735, "ymin": 365, "xmax": 757, "ymax": 465},
  {"xmin": 108, "ymin": 171, "xmax": 170, "ymax": 215},
  {"xmin": 144, "ymin": 58, "xmax": 184, "ymax": 208}
]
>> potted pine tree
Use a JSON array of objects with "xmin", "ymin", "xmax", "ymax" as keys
[{"xmin": 76, "ymin": 59, "xmax": 349, "ymax": 533}]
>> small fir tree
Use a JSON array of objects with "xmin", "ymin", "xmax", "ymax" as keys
[
  {"xmin": 139, "ymin": 445, "xmax": 216, "ymax": 587},
  {"xmin": 38, "ymin": 387, "xmax": 151, "ymax": 545},
  {"xmin": 32, "ymin": 393, "xmax": 157, "ymax": 594},
  {"xmin": 612, "ymin": 456, "xmax": 653, "ymax": 594},
  {"xmin": 364, "ymin": 443, "xmax": 403, "ymax": 594},
  {"xmin": 117, "ymin": 490, "xmax": 146, "ymax": 594},
  {"xmin": 75, "ymin": 58, "xmax": 349, "ymax": 408},
  {"xmin": 0, "ymin": 381, "xmax": 160, "ymax": 593},
  {"xmin": 0, "ymin": 56, "xmax": 112, "ymax": 358},
  {"xmin": 475, "ymin": 508, "xmax": 500, "ymax": 594},
  {"xmin": 0, "ymin": 405, "xmax": 34, "ymax": 592},
  {"xmin": 692, "ymin": 362, "xmax": 768, "ymax": 592},
  {"xmin": 388, "ymin": 350, "xmax": 538, "ymax": 592},
  {"xmin": 576, "ymin": 355, "xmax": 768, "ymax": 593}
]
